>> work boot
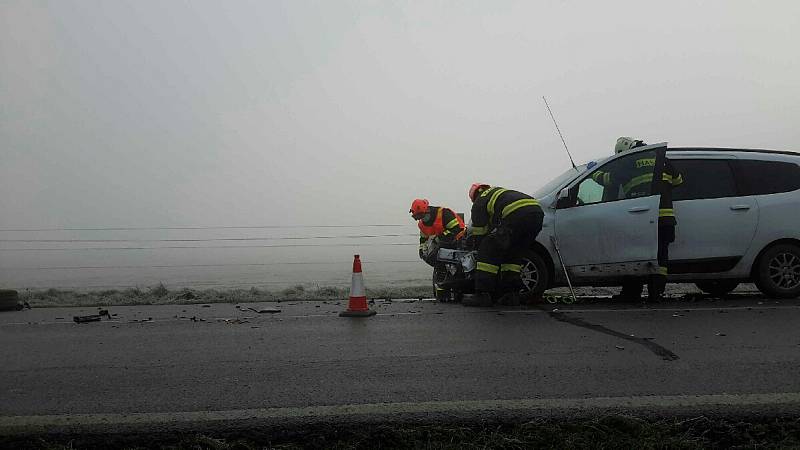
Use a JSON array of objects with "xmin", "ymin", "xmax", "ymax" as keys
[
  {"xmin": 497, "ymin": 292, "xmax": 521, "ymax": 306},
  {"xmin": 647, "ymin": 279, "xmax": 666, "ymax": 302},
  {"xmin": 462, "ymin": 292, "xmax": 493, "ymax": 307},
  {"xmin": 613, "ymin": 281, "xmax": 644, "ymax": 301}
]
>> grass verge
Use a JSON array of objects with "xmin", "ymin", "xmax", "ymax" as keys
[
  {"xmin": 7, "ymin": 415, "xmax": 800, "ymax": 449},
  {"xmin": 17, "ymin": 283, "xmax": 434, "ymax": 308}
]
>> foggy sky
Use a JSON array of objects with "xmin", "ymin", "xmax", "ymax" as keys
[{"xmin": 2, "ymin": 0, "xmax": 800, "ymax": 230}]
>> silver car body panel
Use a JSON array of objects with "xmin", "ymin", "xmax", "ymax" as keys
[{"xmin": 530, "ymin": 146, "xmax": 800, "ymax": 286}]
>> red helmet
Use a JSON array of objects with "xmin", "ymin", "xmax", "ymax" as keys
[
  {"xmin": 469, "ymin": 183, "xmax": 490, "ymax": 202},
  {"xmin": 409, "ymin": 198, "xmax": 430, "ymax": 219}
]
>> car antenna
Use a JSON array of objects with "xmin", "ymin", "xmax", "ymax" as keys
[{"xmin": 542, "ymin": 96, "xmax": 577, "ymax": 170}]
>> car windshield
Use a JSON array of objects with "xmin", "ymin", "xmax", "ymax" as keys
[{"xmin": 533, "ymin": 164, "xmax": 586, "ymax": 198}]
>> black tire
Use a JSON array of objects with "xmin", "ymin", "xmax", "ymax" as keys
[
  {"xmin": 695, "ymin": 280, "xmax": 739, "ymax": 297},
  {"xmin": 0, "ymin": 289, "xmax": 19, "ymax": 312},
  {"xmin": 519, "ymin": 250, "xmax": 550, "ymax": 301},
  {"xmin": 432, "ymin": 264, "xmax": 453, "ymax": 302},
  {"xmin": 754, "ymin": 243, "xmax": 800, "ymax": 299}
]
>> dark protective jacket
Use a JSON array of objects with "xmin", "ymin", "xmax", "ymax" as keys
[
  {"xmin": 591, "ymin": 156, "xmax": 683, "ymax": 223},
  {"xmin": 418, "ymin": 206, "xmax": 465, "ymax": 245},
  {"xmin": 470, "ymin": 187, "xmax": 542, "ymax": 237},
  {"xmin": 657, "ymin": 159, "xmax": 683, "ymax": 226}
]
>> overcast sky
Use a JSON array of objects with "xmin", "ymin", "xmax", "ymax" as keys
[{"xmin": 2, "ymin": 0, "xmax": 799, "ymax": 229}]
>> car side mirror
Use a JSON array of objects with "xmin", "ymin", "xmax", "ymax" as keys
[{"xmin": 555, "ymin": 189, "xmax": 573, "ymax": 209}]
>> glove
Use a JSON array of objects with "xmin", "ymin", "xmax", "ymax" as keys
[{"xmin": 468, "ymin": 235, "xmax": 483, "ymax": 250}]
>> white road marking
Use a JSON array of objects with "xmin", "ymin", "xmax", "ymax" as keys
[{"xmin": 2, "ymin": 392, "xmax": 800, "ymax": 433}]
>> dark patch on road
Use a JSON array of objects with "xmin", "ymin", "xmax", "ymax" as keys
[{"xmin": 544, "ymin": 309, "xmax": 679, "ymax": 361}]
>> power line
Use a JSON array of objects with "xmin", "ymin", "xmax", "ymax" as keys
[
  {"xmin": 0, "ymin": 224, "xmax": 407, "ymax": 232},
  {"xmin": 9, "ymin": 280, "xmax": 354, "ymax": 289},
  {"xmin": 2, "ymin": 260, "xmax": 420, "ymax": 270},
  {"xmin": 0, "ymin": 242, "xmax": 417, "ymax": 252},
  {"xmin": 0, "ymin": 233, "xmax": 417, "ymax": 243}
]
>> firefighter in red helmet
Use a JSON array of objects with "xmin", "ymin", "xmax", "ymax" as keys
[{"xmin": 464, "ymin": 183, "xmax": 544, "ymax": 307}]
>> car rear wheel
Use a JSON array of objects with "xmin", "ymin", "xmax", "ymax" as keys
[
  {"xmin": 755, "ymin": 243, "xmax": 800, "ymax": 298},
  {"xmin": 519, "ymin": 250, "xmax": 550, "ymax": 301},
  {"xmin": 695, "ymin": 280, "xmax": 739, "ymax": 297}
]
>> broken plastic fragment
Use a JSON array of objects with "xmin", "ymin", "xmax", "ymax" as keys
[{"xmin": 249, "ymin": 307, "xmax": 281, "ymax": 314}]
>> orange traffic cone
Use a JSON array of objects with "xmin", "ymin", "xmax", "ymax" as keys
[{"xmin": 339, "ymin": 254, "xmax": 376, "ymax": 317}]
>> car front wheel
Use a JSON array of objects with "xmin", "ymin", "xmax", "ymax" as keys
[
  {"xmin": 755, "ymin": 243, "xmax": 800, "ymax": 298},
  {"xmin": 519, "ymin": 250, "xmax": 550, "ymax": 301}
]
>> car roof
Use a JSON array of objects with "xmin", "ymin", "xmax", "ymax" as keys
[{"xmin": 670, "ymin": 147, "xmax": 800, "ymax": 157}]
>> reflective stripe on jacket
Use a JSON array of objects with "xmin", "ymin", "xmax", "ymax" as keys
[
  {"xmin": 418, "ymin": 206, "xmax": 465, "ymax": 243},
  {"xmin": 470, "ymin": 187, "xmax": 541, "ymax": 236}
]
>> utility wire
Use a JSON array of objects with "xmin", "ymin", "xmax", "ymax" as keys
[
  {"xmin": 2, "ymin": 260, "xmax": 420, "ymax": 270},
  {"xmin": 0, "ymin": 224, "xmax": 407, "ymax": 232},
  {"xmin": 11, "ymin": 280, "xmax": 353, "ymax": 289},
  {"xmin": 0, "ymin": 233, "xmax": 417, "ymax": 243},
  {"xmin": 0, "ymin": 242, "xmax": 417, "ymax": 252}
]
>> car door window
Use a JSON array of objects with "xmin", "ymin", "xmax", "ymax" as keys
[
  {"xmin": 671, "ymin": 159, "xmax": 737, "ymax": 201},
  {"xmin": 575, "ymin": 149, "xmax": 657, "ymax": 206},
  {"xmin": 735, "ymin": 160, "xmax": 800, "ymax": 195}
]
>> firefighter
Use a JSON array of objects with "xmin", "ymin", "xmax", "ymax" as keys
[
  {"xmin": 409, "ymin": 198, "xmax": 465, "ymax": 264},
  {"xmin": 463, "ymin": 183, "xmax": 544, "ymax": 307},
  {"xmin": 592, "ymin": 137, "xmax": 683, "ymax": 300}
]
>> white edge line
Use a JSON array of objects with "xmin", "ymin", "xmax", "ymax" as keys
[{"xmin": 2, "ymin": 392, "xmax": 800, "ymax": 432}]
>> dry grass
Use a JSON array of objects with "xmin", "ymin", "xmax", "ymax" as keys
[
  {"xmin": 9, "ymin": 415, "xmax": 800, "ymax": 449},
  {"xmin": 18, "ymin": 283, "xmax": 433, "ymax": 308}
]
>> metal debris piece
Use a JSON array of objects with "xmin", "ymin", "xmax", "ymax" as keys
[
  {"xmin": 249, "ymin": 307, "xmax": 281, "ymax": 314},
  {"xmin": 201, "ymin": 304, "xmax": 211, "ymax": 308},
  {"xmin": 715, "ymin": 332, "xmax": 727, "ymax": 336},
  {"xmin": 129, "ymin": 318, "xmax": 153, "ymax": 323},
  {"xmin": 615, "ymin": 345, "xmax": 625, "ymax": 350},
  {"xmin": 73, "ymin": 314, "xmax": 103, "ymax": 323}
]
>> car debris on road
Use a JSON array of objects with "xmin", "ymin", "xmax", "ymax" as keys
[
  {"xmin": 249, "ymin": 306, "xmax": 281, "ymax": 314},
  {"xmin": 73, "ymin": 309, "xmax": 111, "ymax": 323}
]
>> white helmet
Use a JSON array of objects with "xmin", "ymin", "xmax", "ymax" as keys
[{"xmin": 614, "ymin": 136, "xmax": 646, "ymax": 154}]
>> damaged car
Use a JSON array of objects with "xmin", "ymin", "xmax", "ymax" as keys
[{"xmin": 515, "ymin": 143, "xmax": 800, "ymax": 299}]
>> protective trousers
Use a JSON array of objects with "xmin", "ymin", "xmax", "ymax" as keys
[
  {"xmin": 475, "ymin": 211, "xmax": 544, "ymax": 294},
  {"xmin": 649, "ymin": 222, "xmax": 676, "ymax": 296}
]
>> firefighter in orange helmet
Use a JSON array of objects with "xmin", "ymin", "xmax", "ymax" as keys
[{"xmin": 410, "ymin": 198, "xmax": 466, "ymax": 262}]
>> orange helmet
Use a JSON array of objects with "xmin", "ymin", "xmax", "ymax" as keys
[
  {"xmin": 409, "ymin": 198, "xmax": 430, "ymax": 219},
  {"xmin": 469, "ymin": 183, "xmax": 490, "ymax": 202}
]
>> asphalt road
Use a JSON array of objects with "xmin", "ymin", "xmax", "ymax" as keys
[{"xmin": 2, "ymin": 295, "xmax": 800, "ymax": 434}]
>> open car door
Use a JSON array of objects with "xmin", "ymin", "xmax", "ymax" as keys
[{"xmin": 553, "ymin": 143, "xmax": 667, "ymax": 281}]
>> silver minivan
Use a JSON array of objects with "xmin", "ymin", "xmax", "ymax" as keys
[{"xmin": 519, "ymin": 143, "xmax": 800, "ymax": 299}]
